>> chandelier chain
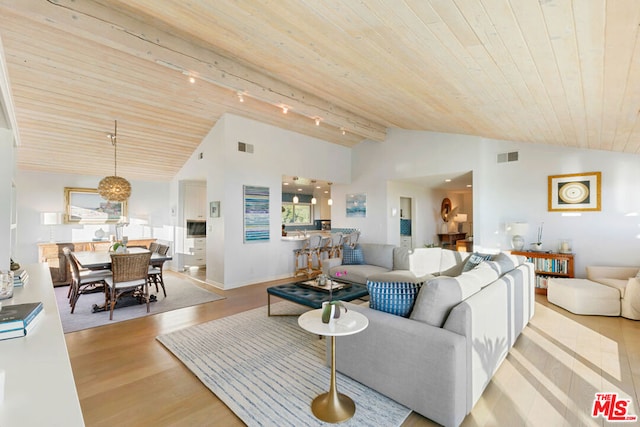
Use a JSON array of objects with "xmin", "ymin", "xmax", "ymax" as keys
[{"xmin": 112, "ymin": 120, "xmax": 118, "ymax": 176}]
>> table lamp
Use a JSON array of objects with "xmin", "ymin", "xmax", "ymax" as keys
[
  {"xmin": 454, "ymin": 213, "xmax": 467, "ymax": 233},
  {"xmin": 41, "ymin": 212, "xmax": 62, "ymax": 242},
  {"xmin": 508, "ymin": 222, "xmax": 528, "ymax": 250}
]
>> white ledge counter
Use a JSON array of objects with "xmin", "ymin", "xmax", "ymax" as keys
[{"xmin": 0, "ymin": 263, "xmax": 84, "ymax": 426}]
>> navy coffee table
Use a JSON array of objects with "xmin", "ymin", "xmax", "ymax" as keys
[{"xmin": 267, "ymin": 281, "xmax": 369, "ymax": 316}]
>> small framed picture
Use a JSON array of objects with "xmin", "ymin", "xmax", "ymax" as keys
[
  {"xmin": 210, "ymin": 201, "xmax": 220, "ymax": 218},
  {"xmin": 548, "ymin": 172, "xmax": 601, "ymax": 212},
  {"xmin": 346, "ymin": 193, "xmax": 366, "ymax": 218}
]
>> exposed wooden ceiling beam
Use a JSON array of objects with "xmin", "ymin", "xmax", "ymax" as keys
[{"xmin": 1, "ymin": 0, "xmax": 386, "ymax": 142}]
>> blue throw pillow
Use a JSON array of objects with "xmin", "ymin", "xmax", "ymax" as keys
[
  {"xmin": 462, "ymin": 252, "xmax": 493, "ymax": 272},
  {"xmin": 342, "ymin": 244, "xmax": 364, "ymax": 265},
  {"xmin": 366, "ymin": 281, "xmax": 422, "ymax": 317}
]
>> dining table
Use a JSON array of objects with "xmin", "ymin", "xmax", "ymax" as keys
[
  {"xmin": 71, "ymin": 247, "xmax": 173, "ymax": 313},
  {"xmin": 71, "ymin": 247, "xmax": 172, "ymax": 270}
]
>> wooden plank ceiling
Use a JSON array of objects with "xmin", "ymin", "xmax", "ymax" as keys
[{"xmin": 1, "ymin": 0, "xmax": 639, "ymax": 182}]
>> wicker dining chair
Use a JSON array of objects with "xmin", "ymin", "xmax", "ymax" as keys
[
  {"xmin": 148, "ymin": 244, "xmax": 169, "ymax": 297},
  {"xmin": 63, "ymin": 247, "xmax": 111, "ymax": 314},
  {"xmin": 105, "ymin": 252, "xmax": 152, "ymax": 320}
]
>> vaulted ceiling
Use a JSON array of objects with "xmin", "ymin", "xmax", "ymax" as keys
[{"xmin": 1, "ymin": 0, "xmax": 639, "ymax": 182}]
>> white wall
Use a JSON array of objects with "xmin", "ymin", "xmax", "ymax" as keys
[
  {"xmin": 15, "ymin": 171, "xmax": 174, "ymax": 265},
  {"xmin": 0, "ymin": 128, "xmax": 14, "ymax": 270},
  {"xmin": 336, "ymin": 128, "xmax": 640, "ymax": 277},
  {"xmin": 175, "ymin": 114, "xmax": 352, "ymax": 289}
]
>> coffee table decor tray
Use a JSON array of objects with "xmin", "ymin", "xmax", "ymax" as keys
[{"xmin": 297, "ymin": 280, "xmax": 350, "ymax": 292}]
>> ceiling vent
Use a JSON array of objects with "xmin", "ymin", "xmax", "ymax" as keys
[
  {"xmin": 497, "ymin": 151, "xmax": 519, "ymax": 163},
  {"xmin": 238, "ymin": 141, "xmax": 254, "ymax": 153}
]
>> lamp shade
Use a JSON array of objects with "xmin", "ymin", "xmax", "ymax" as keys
[
  {"xmin": 508, "ymin": 222, "xmax": 529, "ymax": 236},
  {"xmin": 41, "ymin": 212, "xmax": 62, "ymax": 225},
  {"xmin": 454, "ymin": 213, "xmax": 467, "ymax": 223}
]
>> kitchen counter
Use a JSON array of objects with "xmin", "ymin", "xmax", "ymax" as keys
[{"xmin": 281, "ymin": 230, "xmax": 332, "ymax": 241}]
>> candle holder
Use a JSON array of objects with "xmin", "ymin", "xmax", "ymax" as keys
[{"xmin": 558, "ymin": 239, "xmax": 572, "ymax": 254}]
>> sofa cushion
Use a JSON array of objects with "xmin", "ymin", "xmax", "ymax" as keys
[
  {"xmin": 461, "ymin": 252, "xmax": 493, "ymax": 273},
  {"xmin": 492, "ymin": 252, "xmax": 525, "ymax": 274},
  {"xmin": 342, "ymin": 244, "xmax": 364, "ymax": 265},
  {"xmin": 393, "ymin": 247, "xmax": 411, "ymax": 270},
  {"xmin": 592, "ymin": 277, "xmax": 628, "ymax": 297},
  {"xmin": 360, "ymin": 243, "xmax": 396, "ymax": 270},
  {"xmin": 410, "ymin": 261, "xmax": 499, "ymax": 327},
  {"xmin": 367, "ymin": 280, "xmax": 422, "ymax": 317},
  {"xmin": 329, "ymin": 264, "xmax": 390, "ymax": 285},
  {"xmin": 440, "ymin": 250, "xmax": 471, "ymax": 275},
  {"xmin": 409, "ymin": 247, "xmax": 443, "ymax": 277}
]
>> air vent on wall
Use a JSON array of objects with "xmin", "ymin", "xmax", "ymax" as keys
[
  {"xmin": 497, "ymin": 151, "xmax": 519, "ymax": 163},
  {"xmin": 238, "ymin": 142, "xmax": 254, "ymax": 153}
]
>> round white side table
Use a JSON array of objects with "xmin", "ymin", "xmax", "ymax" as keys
[{"xmin": 298, "ymin": 308, "xmax": 368, "ymax": 423}]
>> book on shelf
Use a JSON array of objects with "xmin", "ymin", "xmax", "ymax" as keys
[
  {"xmin": 0, "ymin": 302, "xmax": 43, "ymax": 332},
  {"xmin": 0, "ymin": 309, "xmax": 44, "ymax": 341}
]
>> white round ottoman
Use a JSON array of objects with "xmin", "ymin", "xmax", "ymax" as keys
[{"xmin": 547, "ymin": 278, "xmax": 621, "ymax": 316}]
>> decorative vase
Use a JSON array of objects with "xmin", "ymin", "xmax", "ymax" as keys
[
  {"xmin": 0, "ymin": 270, "xmax": 14, "ymax": 300},
  {"xmin": 321, "ymin": 301, "xmax": 346, "ymax": 325},
  {"xmin": 531, "ymin": 243, "xmax": 542, "ymax": 251}
]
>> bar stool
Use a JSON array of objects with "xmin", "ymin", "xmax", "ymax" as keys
[
  {"xmin": 329, "ymin": 233, "xmax": 343, "ymax": 258},
  {"xmin": 318, "ymin": 236, "xmax": 333, "ymax": 266},
  {"xmin": 306, "ymin": 234, "xmax": 324, "ymax": 276},
  {"xmin": 293, "ymin": 237, "xmax": 311, "ymax": 277}
]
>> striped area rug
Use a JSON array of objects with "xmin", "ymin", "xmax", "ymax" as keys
[{"xmin": 156, "ymin": 302, "xmax": 411, "ymax": 427}]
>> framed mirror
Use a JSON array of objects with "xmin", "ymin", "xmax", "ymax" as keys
[{"xmin": 441, "ymin": 198, "xmax": 452, "ymax": 222}]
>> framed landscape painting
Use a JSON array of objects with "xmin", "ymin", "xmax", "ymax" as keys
[
  {"xmin": 64, "ymin": 187, "xmax": 127, "ymax": 223},
  {"xmin": 548, "ymin": 172, "xmax": 601, "ymax": 212}
]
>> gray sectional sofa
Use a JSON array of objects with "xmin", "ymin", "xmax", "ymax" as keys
[
  {"xmin": 323, "ymin": 244, "xmax": 471, "ymax": 285},
  {"xmin": 330, "ymin": 249, "xmax": 535, "ymax": 427}
]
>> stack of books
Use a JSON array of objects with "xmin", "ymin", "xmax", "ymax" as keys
[
  {"xmin": 0, "ymin": 302, "xmax": 43, "ymax": 341},
  {"xmin": 13, "ymin": 269, "xmax": 29, "ymax": 287}
]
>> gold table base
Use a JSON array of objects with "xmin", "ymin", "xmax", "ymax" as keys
[
  {"xmin": 310, "ymin": 335, "xmax": 356, "ymax": 423},
  {"xmin": 311, "ymin": 391, "xmax": 355, "ymax": 423}
]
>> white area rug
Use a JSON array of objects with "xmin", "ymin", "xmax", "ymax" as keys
[
  {"xmin": 156, "ymin": 302, "xmax": 411, "ymax": 427},
  {"xmin": 56, "ymin": 272, "xmax": 225, "ymax": 333}
]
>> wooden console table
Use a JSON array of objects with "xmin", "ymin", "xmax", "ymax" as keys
[
  {"xmin": 38, "ymin": 239, "xmax": 156, "ymax": 286},
  {"xmin": 437, "ymin": 233, "xmax": 466, "ymax": 249}
]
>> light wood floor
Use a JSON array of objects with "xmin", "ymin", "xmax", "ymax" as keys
[{"xmin": 65, "ymin": 275, "xmax": 640, "ymax": 426}]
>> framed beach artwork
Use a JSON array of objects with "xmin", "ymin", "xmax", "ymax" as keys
[
  {"xmin": 346, "ymin": 193, "xmax": 367, "ymax": 218},
  {"xmin": 548, "ymin": 172, "xmax": 601, "ymax": 212},
  {"xmin": 64, "ymin": 187, "xmax": 127, "ymax": 223},
  {"xmin": 243, "ymin": 185, "xmax": 270, "ymax": 242}
]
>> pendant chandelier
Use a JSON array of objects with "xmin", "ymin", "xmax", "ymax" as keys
[{"xmin": 98, "ymin": 120, "xmax": 131, "ymax": 202}]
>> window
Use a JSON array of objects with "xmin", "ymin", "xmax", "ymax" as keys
[{"xmin": 282, "ymin": 203, "xmax": 312, "ymax": 224}]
